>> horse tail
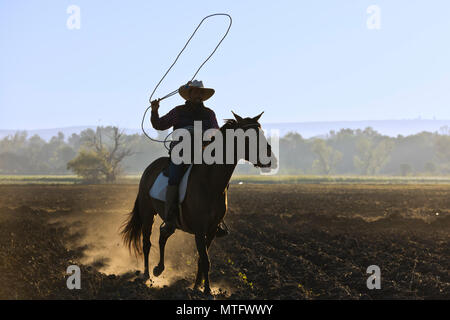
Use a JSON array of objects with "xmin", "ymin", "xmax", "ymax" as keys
[{"xmin": 121, "ymin": 194, "xmax": 143, "ymax": 256}]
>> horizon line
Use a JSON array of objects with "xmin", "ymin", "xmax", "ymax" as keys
[{"xmin": 1, "ymin": 118, "xmax": 449, "ymax": 132}]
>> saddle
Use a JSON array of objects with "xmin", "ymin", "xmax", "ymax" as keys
[
  {"xmin": 149, "ymin": 164, "xmax": 193, "ymax": 203},
  {"xmin": 149, "ymin": 164, "xmax": 194, "ymax": 233}
]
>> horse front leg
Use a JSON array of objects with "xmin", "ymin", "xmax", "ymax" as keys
[
  {"xmin": 194, "ymin": 258, "xmax": 203, "ymax": 291},
  {"xmin": 194, "ymin": 233, "xmax": 214, "ymax": 295},
  {"xmin": 194, "ymin": 230, "xmax": 216, "ymax": 291},
  {"xmin": 153, "ymin": 224, "xmax": 175, "ymax": 276}
]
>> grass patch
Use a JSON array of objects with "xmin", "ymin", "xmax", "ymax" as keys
[
  {"xmin": 1, "ymin": 174, "xmax": 450, "ymax": 185},
  {"xmin": 0, "ymin": 175, "xmax": 82, "ymax": 184},
  {"xmin": 230, "ymin": 175, "xmax": 450, "ymax": 185}
]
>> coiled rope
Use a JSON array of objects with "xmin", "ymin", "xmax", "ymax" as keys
[{"xmin": 141, "ymin": 13, "xmax": 232, "ymax": 149}]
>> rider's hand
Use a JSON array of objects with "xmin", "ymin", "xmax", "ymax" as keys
[{"xmin": 150, "ymin": 99, "xmax": 160, "ymax": 112}]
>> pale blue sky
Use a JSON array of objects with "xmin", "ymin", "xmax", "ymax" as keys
[{"xmin": 1, "ymin": 0, "xmax": 450, "ymax": 130}]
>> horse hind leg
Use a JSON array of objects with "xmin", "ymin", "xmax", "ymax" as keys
[
  {"xmin": 142, "ymin": 225, "xmax": 152, "ymax": 279},
  {"xmin": 140, "ymin": 197, "xmax": 156, "ymax": 280},
  {"xmin": 141, "ymin": 208, "xmax": 156, "ymax": 279},
  {"xmin": 153, "ymin": 224, "xmax": 175, "ymax": 277}
]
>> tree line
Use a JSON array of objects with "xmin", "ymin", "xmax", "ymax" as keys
[{"xmin": 0, "ymin": 126, "xmax": 449, "ymax": 182}]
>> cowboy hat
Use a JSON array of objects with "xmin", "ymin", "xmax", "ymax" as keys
[{"xmin": 178, "ymin": 80, "xmax": 215, "ymax": 101}]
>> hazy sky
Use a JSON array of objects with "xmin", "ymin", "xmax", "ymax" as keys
[{"xmin": 1, "ymin": 0, "xmax": 450, "ymax": 130}]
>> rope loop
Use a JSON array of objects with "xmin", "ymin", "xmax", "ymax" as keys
[{"xmin": 141, "ymin": 13, "xmax": 232, "ymax": 148}]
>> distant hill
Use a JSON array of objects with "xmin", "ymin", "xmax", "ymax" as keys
[
  {"xmin": 0, "ymin": 126, "xmax": 95, "ymax": 141},
  {"xmin": 0, "ymin": 126, "xmax": 155, "ymax": 141},
  {"xmin": 1, "ymin": 119, "xmax": 449, "ymax": 140},
  {"xmin": 262, "ymin": 119, "xmax": 450, "ymax": 138}
]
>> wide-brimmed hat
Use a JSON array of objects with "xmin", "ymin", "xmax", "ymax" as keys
[{"xmin": 178, "ymin": 80, "xmax": 215, "ymax": 101}]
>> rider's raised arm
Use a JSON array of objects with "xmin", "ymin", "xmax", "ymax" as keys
[{"xmin": 151, "ymin": 107, "xmax": 177, "ymax": 131}]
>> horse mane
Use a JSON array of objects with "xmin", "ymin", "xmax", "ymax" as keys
[
  {"xmin": 220, "ymin": 118, "xmax": 260, "ymax": 132},
  {"xmin": 221, "ymin": 119, "xmax": 237, "ymax": 128}
]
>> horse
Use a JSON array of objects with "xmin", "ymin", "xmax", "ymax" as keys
[{"xmin": 121, "ymin": 111, "xmax": 277, "ymax": 295}]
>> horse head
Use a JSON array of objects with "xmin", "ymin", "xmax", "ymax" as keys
[{"xmin": 221, "ymin": 111, "xmax": 278, "ymax": 171}]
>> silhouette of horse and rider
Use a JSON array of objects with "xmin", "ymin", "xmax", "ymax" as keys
[{"xmin": 121, "ymin": 80, "xmax": 277, "ymax": 295}]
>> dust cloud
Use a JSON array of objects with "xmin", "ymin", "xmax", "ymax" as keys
[{"xmin": 52, "ymin": 207, "xmax": 198, "ymax": 287}]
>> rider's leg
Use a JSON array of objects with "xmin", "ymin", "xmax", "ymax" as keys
[
  {"xmin": 161, "ymin": 161, "xmax": 185, "ymax": 234},
  {"xmin": 162, "ymin": 161, "xmax": 228, "ymax": 237}
]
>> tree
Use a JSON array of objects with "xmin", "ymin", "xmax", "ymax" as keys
[
  {"xmin": 277, "ymin": 132, "xmax": 313, "ymax": 174},
  {"xmin": 435, "ymin": 134, "xmax": 450, "ymax": 174},
  {"xmin": 0, "ymin": 152, "xmax": 30, "ymax": 174},
  {"xmin": 327, "ymin": 128, "xmax": 359, "ymax": 174},
  {"xmin": 68, "ymin": 133, "xmax": 82, "ymax": 150},
  {"xmin": 424, "ymin": 161, "xmax": 436, "ymax": 174},
  {"xmin": 67, "ymin": 149, "xmax": 108, "ymax": 183},
  {"xmin": 399, "ymin": 163, "xmax": 412, "ymax": 176},
  {"xmin": 354, "ymin": 137, "xmax": 394, "ymax": 175},
  {"xmin": 43, "ymin": 132, "xmax": 77, "ymax": 173},
  {"xmin": 311, "ymin": 139, "xmax": 343, "ymax": 175},
  {"xmin": 67, "ymin": 126, "xmax": 134, "ymax": 183}
]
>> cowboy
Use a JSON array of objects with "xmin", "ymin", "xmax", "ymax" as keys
[{"xmin": 150, "ymin": 80, "xmax": 228, "ymax": 236}]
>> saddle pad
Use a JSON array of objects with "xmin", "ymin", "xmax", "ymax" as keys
[{"xmin": 149, "ymin": 165, "xmax": 193, "ymax": 203}]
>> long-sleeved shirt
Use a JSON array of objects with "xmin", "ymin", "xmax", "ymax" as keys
[{"xmin": 151, "ymin": 102, "xmax": 219, "ymax": 131}]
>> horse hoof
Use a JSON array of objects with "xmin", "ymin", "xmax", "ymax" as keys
[
  {"xmin": 136, "ymin": 271, "xmax": 149, "ymax": 281},
  {"xmin": 134, "ymin": 272, "xmax": 149, "ymax": 283},
  {"xmin": 204, "ymin": 289, "xmax": 213, "ymax": 299},
  {"xmin": 153, "ymin": 264, "xmax": 164, "ymax": 277}
]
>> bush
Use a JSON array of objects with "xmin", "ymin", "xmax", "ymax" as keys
[{"xmin": 67, "ymin": 149, "xmax": 108, "ymax": 183}]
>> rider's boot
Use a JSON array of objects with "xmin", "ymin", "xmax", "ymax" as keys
[{"xmin": 161, "ymin": 185, "xmax": 178, "ymax": 235}]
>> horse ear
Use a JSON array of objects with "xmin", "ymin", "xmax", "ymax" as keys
[
  {"xmin": 253, "ymin": 111, "xmax": 264, "ymax": 122},
  {"xmin": 232, "ymin": 111, "xmax": 244, "ymax": 122}
]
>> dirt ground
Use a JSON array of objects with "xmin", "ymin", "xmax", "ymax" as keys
[{"xmin": 0, "ymin": 183, "xmax": 449, "ymax": 299}]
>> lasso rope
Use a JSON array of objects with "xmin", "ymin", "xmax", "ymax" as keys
[{"xmin": 141, "ymin": 13, "xmax": 232, "ymax": 149}]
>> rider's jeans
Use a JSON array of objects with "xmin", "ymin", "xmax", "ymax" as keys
[{"xmin": 168, "ymin": 161, "xmax": 187, "ymax": 186}]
